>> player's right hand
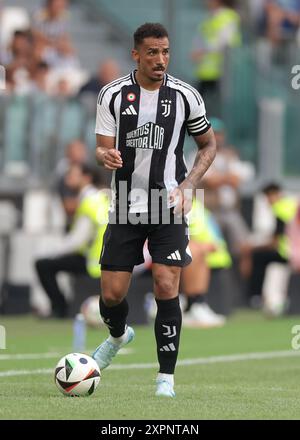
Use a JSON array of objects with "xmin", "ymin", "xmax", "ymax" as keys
[{"xmin": 103, "ymin": 149, "xmax": 123, "ymax": 170}]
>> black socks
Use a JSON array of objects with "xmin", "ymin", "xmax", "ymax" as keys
[
  {"xmin": 100, "ymin": 295, "xmax": 182, "ymax": 373},
  {"xmin": 155, "ymin": 297, "xmax": 182, "ymax": 374},
  {"xmin": 99, "ymin": 296, "xmax": 129, "ymax": 337}
]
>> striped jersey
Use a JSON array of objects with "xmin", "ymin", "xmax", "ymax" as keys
[{"xmin": 95, "ymin": 70, "xmax": 211, "ymax": 214}]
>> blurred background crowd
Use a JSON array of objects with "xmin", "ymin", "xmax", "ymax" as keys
[{"xmin": 0, "ymin": 0, "xmax": 300, "ymax": 328}]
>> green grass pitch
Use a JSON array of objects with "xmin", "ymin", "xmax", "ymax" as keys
[{"xmin": 1, "ymin": 311, "xmax": 300, "ymax": 420}]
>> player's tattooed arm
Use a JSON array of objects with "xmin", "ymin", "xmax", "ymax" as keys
[
  {"xmin": 171, "ymin": 128, "xmax": 216, "ymax": 215},
  {"xmin": 96, "ymin": 134, "xmax": 122, "ymax": 170},
  {"xmin": 186, "ymin": 127, "xmax": 216, "ymax": 189}
]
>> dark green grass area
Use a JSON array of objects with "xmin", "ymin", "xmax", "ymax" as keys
[{"xmin": 1, "ymin": 311, "xmax": 300, "ymax": 419}]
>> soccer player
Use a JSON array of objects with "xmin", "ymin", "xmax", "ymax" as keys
[{"xmin": 93, "ymin": 23, "xmax": 216, "ymax": 397}]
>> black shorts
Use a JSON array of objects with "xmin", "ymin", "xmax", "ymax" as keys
[{"xmin": 100, "ymin": 211, "xmax": 192, "ymax": 271}]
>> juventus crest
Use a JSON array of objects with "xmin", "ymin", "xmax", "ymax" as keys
[{"xmin": 161, "ymin": 99, "xmax": 172, "ymax": 117}]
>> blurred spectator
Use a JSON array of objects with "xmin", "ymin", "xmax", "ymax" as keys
[
  {"xmin": 288, "ymin": 201, "xmax": 300, "ymax": 271},
  {"xmin": 6, "ymin": 29, "xmax": 33, "ymax": 65},
  {"xmin": 5, "ymin": 30, "xmax": 34, "ymax": 94},
  {"xmin": 32, "ymin": 0, "xmax": 70, "ymax": 47},
  {"xmin": 0, "ymin": 4, "xmax": 30, "ymax": 63},
  {"xmin": 52, "ymin": 76, "xmax": 73, "ymax": 96},
  {"xmin": 31, "ymin": 0, "xmax": 86, "ymax": 95},
  {"xmin": 41, "ymin": 34, "xmax": 80, "ymax": 70},
  {"xmin": 54, "ymin": 140, "xmax": 89, "ymax": 229},
  {"xmin": 35, "ymin": 162, "xmax": 109, "ymax": 318},
  {"xmin": 264, "ymin": 0, "xmax": 300, "ymax": 45},
  {"xmin": 47, "ymin": 67, "xmax": 88, "ymax": 97},
  {"xmin": 191, "ymin": 0, "xmax": 242, "ymax": 115},
  {"xmin": 246, "ymin": 0, "xmax": 268, "ymax": 32},
  {"xmin": 181, "ymin": 198, "xmax": 231, "ymax": 327},
  {"xmin": 31, "ymin": 61, "xmax": 50, "ymax": 93},
  {"xmin": 202, "ymin": 118, "xmax": 254, "ymax": 262},
  {"xmin": 247, "ymin": 183, "xmax": 298, "ymax": 304},
  {"xmin": 78, "ymin": 59, "xmax": 121, "ymax": 97}
]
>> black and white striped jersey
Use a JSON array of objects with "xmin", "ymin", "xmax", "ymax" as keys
[{"xmin": 95, "ymin": 70, "xmax": 211, "ymax": 213}]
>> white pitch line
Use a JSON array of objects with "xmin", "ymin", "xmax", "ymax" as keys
[
  {"xmin": 0, "ymin": 368, "xmax": 53, "ymax": 377},
  {"xmin": 0, "ymin": 353, "xmax": 61, "ymax": 361},
  {"xmin": 109, "ymin": 349, "xmax": 300, "ymax": 370},
  {"xmin": 0, "ymin": 350, "xmax": 299, "ymax": 377},
  {"xmin": 0, "ymin": 348, "xmax": 133, "ymax": 361}
]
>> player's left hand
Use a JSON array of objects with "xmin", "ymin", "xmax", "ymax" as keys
[{"xmin": 170, "ymin": 181, "xmax": 193, "ymax": 216}]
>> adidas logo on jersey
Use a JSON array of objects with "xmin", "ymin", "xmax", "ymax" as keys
[
  {"xmin": 160, "ymin": 343, "xmax": 176, "ymax": 352},
  {"xmin": 167, "ymin": 250, "xmax": 181, "ymax": 261},
  {"xmin": 122, "ymin": 105, "xmax": 137, "ymax": 115}
]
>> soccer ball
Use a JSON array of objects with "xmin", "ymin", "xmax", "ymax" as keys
[
  {"xmin": 54, "ymin": 353, "xmax": 101, "ymax": 396},
  {"xmin": 80, "ymin": 295, "xmax": 103, "ymax": 328}
]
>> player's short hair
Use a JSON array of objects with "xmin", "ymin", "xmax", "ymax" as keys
[
  {"xmin": 134, "ymin": 23, "xmax": 169, "ymax": 48},
  {"xmin": 262, "ymin": 182, "xmax": 282, "ymax": 195}
]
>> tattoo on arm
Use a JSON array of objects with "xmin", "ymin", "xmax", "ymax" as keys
[{"xmin": 186, "ymin": 129, "xmax": 216, "ymax": 188}]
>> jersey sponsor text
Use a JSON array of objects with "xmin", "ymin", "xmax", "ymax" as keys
[{"xmin": 126, "ymin": 122, "xmax": 164, "ymax": 150}]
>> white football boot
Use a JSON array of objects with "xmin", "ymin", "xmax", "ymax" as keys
[
  {"xmin": 92, "ymin": 326, "xmax": 135, "ymax": 370},
  {"xmin": 183, "ymin": 303, "xmax": 226, "ymax": 328}
]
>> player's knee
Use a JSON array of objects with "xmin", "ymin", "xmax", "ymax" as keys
[
  {"xmin": 154, "ymin": 277, "xmax": 176, "ymax": 299},
  {"xmin": 101, "ymin": 291, "xmax": 124, "ymax": 307},
  {"xmin": 101, "ymin": 273, "xmax": 130, "ymax": 305}
]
